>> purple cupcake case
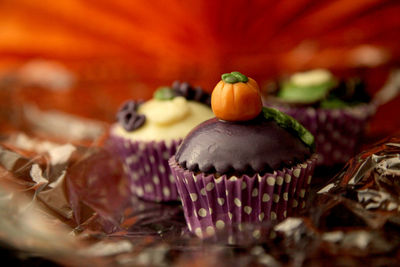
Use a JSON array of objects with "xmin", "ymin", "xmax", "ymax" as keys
[
  {"xmin": 169, "ymin": 155, "xmax": 317, "ymax": 239},
  {"xmin": 109, "ymin": 132, "xmax": 181, "ymax": 202},
  {"xmin": 268, "ymin": 103, "xmax": 375, "ymax": 166}
]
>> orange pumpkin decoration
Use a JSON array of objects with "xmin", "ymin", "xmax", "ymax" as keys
[{"xmin": 211, "ymin": 71, "xmax": 262, "ymax": 121}]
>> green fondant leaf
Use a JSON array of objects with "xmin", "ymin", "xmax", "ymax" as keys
[
  {"xmin": 221, "ymin": 71, "xmax": 248, "ymax": 84},
  {"xmin": 224, "ymin": 75, "xmax": 238, "ymax": 83},
  {"xmin": 262, "ymin": 107, "xmax": 315, "ymax": 150},
  {"xmin": 154, "ymin": 87, "xmax": 175, "ymax": 100},
  {"xmin": 300, "ymin": 131, "xmax": 316, "ymax": 151},
  {"xmin": 231, "ymin": 71, "xmax": 248, "ymax": 83},
  {"xmin": 221, "ymin": 73, "xmax": 230, "ymax": 81}
]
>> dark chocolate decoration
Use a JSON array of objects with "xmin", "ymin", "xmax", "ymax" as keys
[
  {"xmin": 175, "ymin": 116, "xmax": 312, "ymax": 175},
  {"xmin": 319, "ymin": 78, "xmax": 370, "ymax": 109},
  {"xmin": 330, "ymin": 77, "xmax": 371, "ymax": 103},
  {"xmin": 116, "ymin": 100, "xmax": 146, "ymax": 131},
  {"xmin": 117, "ymin": 100, "xmax": 142, "ymax": 115},
  {"xmin": 172, "ymin": 80, "xmax": 211, "ymax": 106}
]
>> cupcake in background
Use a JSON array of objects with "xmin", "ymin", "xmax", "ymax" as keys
[
  {"xmin": 263, "ymin": 69, "xmax": 375, "ymax": 166},
  {"xmin": 169, "ymin": 71, "xmax": 317, "ymax": 239},
  {"xmin": 109, "ymin": 82, "xmax": 214, "ymax": 202}
]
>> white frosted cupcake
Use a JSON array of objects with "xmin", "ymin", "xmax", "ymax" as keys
[{"xmin": 109, "ymin": 82, "xmax": 214, "ymax": 202}]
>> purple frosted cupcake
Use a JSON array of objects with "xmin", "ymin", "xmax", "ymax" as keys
[
  {"xmin": 168, "ymin": 72, "xmax": 317, "ymax": 238},
  {"xmin": 109, "ymin": 82, "xmax": 213, "ymax": 202},
  {"xmin": 264, "ymin": 69, "xmax": 375, "ymax": 166}
]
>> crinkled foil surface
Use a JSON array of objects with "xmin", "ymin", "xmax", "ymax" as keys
[{"xmin": 1, "ymin": 110, "xmax": 400, "ymax": 267}]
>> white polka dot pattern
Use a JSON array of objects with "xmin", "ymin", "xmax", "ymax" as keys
[
  {"xmin": 169, "ymin": 154, "xmax": 317, "ymax": 238},
  {"xmin": 262, "ymin": 193, "xmax": 270, "ymax": 202},
  {"xmin": 110, "ymin": 134, "xmax": 181, "ymax": 202},
  {"xmin": 163, "ymin": 187, "xmax": 170, "ymax": 197},
  {"xmin": 283, "ymin": 192, "xmax": 289, "ymax": 201},
  {"xmin": 252, "ymin": 188, "xmax": 258, "ymax": 197},
  {"xmin": 234, "ymin": 198, "xmax": 242, "ymax": 207},
  {"xmin": 216, "ymin": 220, "xmax": 225, "ymax": 229},
  {"xmin": 206, "ymin": 182, "xmax": 215, "ymax": 191},
  {"xmin": 252, "ymin": 230, "xmax": 261, "ymax": 239},
  {"xmin": 244, "ymin": 206, "xmax": 252, "ymax": 214},
  {"xmin": 206, "ymin": 226, "xmax": 215, "ymax": 236},
  {"xmin": 195, "ymin": 228, "xmax": 202, "ymax": 238},
  {"xmin": 200, "ymin": 188, "xmax": 207, "ymax": 196},
  {"xmin": 144, "ymin": 184, "xmax": 153, "ymax": 192},
  {"xmin": 267, "ymin": 176, "xmax": 275, "ymax": 186},
  {"xmin": 190, "ymin": 193, "xmax": 198, "ymax": 201},
  {"xmin": 198, "ymin": 208, "xmax": 207, "ymax": 217},
  {"xmin": 241, "ymin": 181, "xmax": 247, "ymax": 190}
]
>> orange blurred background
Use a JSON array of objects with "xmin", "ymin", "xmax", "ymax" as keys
[{"xmin": 0, "ymin": 0, "xmax": 399, "ymax": 140}]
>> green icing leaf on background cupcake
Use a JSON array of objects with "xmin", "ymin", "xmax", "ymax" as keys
[
  {"xmin": 262, "ymin": 107, "xmax": 315, "ymax": 150},
  {"xmin": 278, "ymin": 69, "xmax": 337, "ymax": 104},
  {"xmin": 154, "ymin": 87, "xmax": 175, "ymax": 100}
]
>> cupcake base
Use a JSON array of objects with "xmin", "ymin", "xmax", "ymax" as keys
[
  {"xmin": 109, "ymin": 133, "xmax": 181, "ymax": 202},
  {"xmin": 169, "ymin": 155, "xmax": 317, "ymax": 238}
]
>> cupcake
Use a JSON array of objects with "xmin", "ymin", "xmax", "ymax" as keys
[
  {"xmin": 264, "ymin": 69, "xmax": 375, "ymax": 166},
  {"xmin": 109, "ymin": 82, "xmax": 214, "ymax": 202},
  {"xmin": 169, "ymin": 72, "xmax": 317, "ymax": 238}
]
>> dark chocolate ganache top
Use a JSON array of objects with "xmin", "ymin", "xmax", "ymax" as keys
[{"xmin": 175, "ymin": 116, "xmax": 312, "ymax": 176}]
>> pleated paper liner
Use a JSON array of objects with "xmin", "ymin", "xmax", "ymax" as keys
[
  {"xmin": 169, "ymin": 155, "xmax": 317, "ymax": 239},
  {"xmin": 266, "ymin": 103, "xmax": 375, "ymax": 166},
  {"xmin": 109, "ymin": 132, "xmax": 181, "ymax": 202}
]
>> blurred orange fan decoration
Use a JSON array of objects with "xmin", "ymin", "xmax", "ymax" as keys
[
  {"xmin": 1, "ymin": 0, "xmax": 399, "ymax": 85},
  {"xmin": 0, "ymin": 0, "xmax": 399, "ymax": 133}
]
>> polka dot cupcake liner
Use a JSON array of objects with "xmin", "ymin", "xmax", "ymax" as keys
[
  {"xmin": 267, "ymin": 103, "xmax": 375, "ymax": 166},
  {"xmin": 109, "ymin": 133, "xmax": 181, "ymax": 202},
  {"xmin": 169, "ymin": 155, "xmax": 317, "ymax": 239}
]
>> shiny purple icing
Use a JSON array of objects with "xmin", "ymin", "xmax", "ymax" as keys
[{"xmin": 175, "ymin": 116, "xmax": 312, "ymax": 175}]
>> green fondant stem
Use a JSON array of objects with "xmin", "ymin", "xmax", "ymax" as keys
[{"xmin": 222, "ymin": 71, "xmax": 248, "ymax": 84}]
